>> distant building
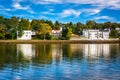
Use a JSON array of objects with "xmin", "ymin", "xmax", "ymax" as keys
[
  {"xmin": 83, "ymin": 29, "xmax": 110, "ymax": 40},
  {"xmin": 52, "ymin": 27, "xmax": 62, "ymax": 38},
  {"xmin": 116, "ymin": 28, "xmax": 120, "ymax": 35},
  {"xmin": 17, "ymin": 30, "xmax": 35, "ymax": 40}
]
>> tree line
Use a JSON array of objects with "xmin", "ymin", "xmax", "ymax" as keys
[{"xmin": 0, "ymin": 16, "xmax": 120, "ymax": 40}]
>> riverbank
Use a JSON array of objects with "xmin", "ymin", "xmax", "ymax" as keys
[{"xmin": 0, "ymin": 39, "xmax": 119, "ymax": 44}]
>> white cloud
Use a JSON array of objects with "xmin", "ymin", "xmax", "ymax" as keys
[
  {"xmin": 31, "ymin": 0, "xmax": 120, "ymax": 10},
  {"xmin": 0, "ymin": 8, "xmax": 12, "ymax": 11},
  {"xmin": 4, "ymin": 8, "xmax": 11, "ymax": 11},
  {"xmin": 49, "ymin": 9, "xmax": 54, "ymax": 12},
  {"xmin": 41, "ymin": 11, "xmax": 55, "ymax": 15},
  {"xmin": 82, "ymin": 8, "xmax": 102, "ymax": 16},
  {"xmin": 94, "ymin": 16, "xmax": 115, "ymax": 21},
  {"xmin": 12, "ymin": 0, "xmax": 29, "ymax": 10},
  {"xmin": 66, "ymin": 0, "xmax": 120, "ymax": 10},
  {"xmin": 28, "ymin": 9, "xmax": 36, "ymax": 14},
  {"xmin": 41, "ymin": 8, "xmax": 55, "ymax": 15},
  {"xmin": 12, "ymin": 0, "xmax": 36, "ymax": 14},
  {"xmin": 31, "ymin": 0, "xmax": 61, "ymax": 4},
  {"xmin": 60, "ymin": 9, "xmax": 81, "ymax": 18},
  {"xmin": 13, "ymin": 3, "xmax": 29, "ymax": 10},
  {"xmin": 39, "ymin": 16, "xmax": 48, "ymax": 19}
]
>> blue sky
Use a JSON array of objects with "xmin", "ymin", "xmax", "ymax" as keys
[{"xmin": 0, "ymin": 0, "xmax": 120, "ymax": 23}]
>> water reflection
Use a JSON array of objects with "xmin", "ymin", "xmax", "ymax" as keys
[
  {"xmin": 33, "ymin": 44, "xmax": 52, "ymax": 64},
  {"xmin": 52, "ymin": 44, "xmax": 62, "ymax": 62},
  {"xmin": 0, "ymin": 44, "xmax": 119, "ymax": 65},
  {"xmin": 17, "ymin": 44, "xmax": 35, "ymax": 60},
  {"xmin": 0, "ymin": 43, "xmax": 120, "ymax": 79},
  {"xmin": 84, "ymin": 44, "xmax": 110, "ymax": 59}
]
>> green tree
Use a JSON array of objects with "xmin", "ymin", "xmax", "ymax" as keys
[
  {"xmin": 6, "ymin": 16, "xmax": 19, "ymax": 39},
  {"xmin": 86, "ymin": 20, "xmax": 96, "ymax": 29},
  {"xmin": 40, "ymin": 23, "xmax": 52, "ymax": 40},
  {"xmin": 31, "ymin": 19, "xmax": 40, "ymax": 31},
  {"xmin": 19, "ymin": 18, "xmax": 31, "ymax": 30},
  {"xmin": 0, "ymin": 16, "xmax": 6, "ymax": 39},
  {"xmin": 111, "ymin": 23, "xmax": 118, "ymax": 30},
  {"xmin": 104, "ymin": 22, "xmax": 112, "ymax": 29},
  {"xmin": 74, "ymin": 22, "xmax": 84, "ymax": 35},
  {"xmin": 0, "ymin": 25, "xmax": 6, "ymax": 39},
  {"xmin": 54, "ymin": 21, "xmax": 60, "ymax": 30},
  {"xmin": 45, "ymin": 20, "xmax": 54, "ymax": 29},
  {"xmin": 66, "ymin": 28, "xmax": 72, "ymax": 40},
  {"xmin": 0, "ymin": 16, "xmax": 4, "ymax": 24},
  {"xmin": 95, "ymin": 23, "xmax": 104, "ymax": 30},
  {"xmin": 62, "ymin": 25, "xmax": 72, "ymax": 40},
  {"xmin": 110, "ymin": 30, "xmax": 118, "ymax": 38}
]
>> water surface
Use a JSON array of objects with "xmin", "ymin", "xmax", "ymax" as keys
[{"xmin": 0, "ymin": 43, "xmax": 120, "ymax": 80}]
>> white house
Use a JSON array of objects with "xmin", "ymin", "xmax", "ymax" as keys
[
  {"xmin": 52, "ymin": 27, "xmax": 62, "ymax": 38},
  {"xmin": 83, "ymin": 29, "xmax": 110, "ymax": 40},
  {"xmin": 17, "ymin": 30, "xmax": 35, "ymax": 40},
  {"xmin": 116, "ymin": 28, "xmax": 120, "ymax": 35}
]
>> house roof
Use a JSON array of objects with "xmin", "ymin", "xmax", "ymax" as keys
[{"xmin": 52, "ymin": 30, "xmax": 61, "ymax": 33}]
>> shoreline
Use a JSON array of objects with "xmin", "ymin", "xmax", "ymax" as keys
[{"xmin": 0, "ymin": 40, "xmax": 119, "ymax": 44}]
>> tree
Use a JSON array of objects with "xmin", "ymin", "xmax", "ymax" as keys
[
  {"xmin": 86, "ymin": 20, "xmax": 96, "ymax": 29},
  {"xmin": 18, "ymin": 18, "xmax": 31, "ymax": 37},
  {"xmin": 110, "ymin": 30, "xmax": 118, "ymax": 38},
  {"xmin": 40, "ymin": 23, "xmax": 52, "ymax": 40},
  {"xmin": 0, "ymin": 24, "xmax": 6, "ymax": 39},
  {"xmin": 31, "ymin": 19, "xmax": 40, "ymax": 31},
  {"xmin": 62, "ymin": 25, "xmax": 72, "ymax": 40},
  {"xmin": 0, "ymin": 16, "xmax": 6, "ymax": 39},
  {"xmin": 74, "ymin": 22, "xmax": 84, "ymax": 35},
  {"xmin": 54, "ymin": 21, "xmax": 60, "ymax": 30},
  {"xmin": 45, "ymin": 20, "xmax": 54, "ymax": 29},
  {"xmin": 19, "ymin": 18, "xmax": 31, "ymax": 30},
  {"xmin": 111, "ymin": 23, "xmax": 118, "ymax": 30},
  {"xmin": 6, "ymin": 16, "xmax": 19, "ymax": 39},
  {"xmin": 95, "ymin": 23, "xmax": 104, "ymax": 30},
  {"xmin": 66, "ymin": 28, "xmax": 72, "ymax": 40},
  {"xmin": 104, "ymin": 22, "xmax": 112, "ymax": 29},
  {"xmin": 0, "ymin": 16, "xmax": 4, "ymax": 24}
]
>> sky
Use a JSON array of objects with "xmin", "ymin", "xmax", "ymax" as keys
[{"xmin": 0, "ymin": 0, "xmax": 120, "ymax": 23}]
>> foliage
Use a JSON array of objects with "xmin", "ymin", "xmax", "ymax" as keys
[
  {"xmin": 110, "ymin": 30, "xmax": 118, "ymax": 38},
  {"xmin": 62, "ymin": 25, "xmax": 72, "ymax": 40},
  {"xmin": 19, "ymin": 18, "xmax": 31, "ymax": 30},
  {"xmin": 46, "ymin": 32, "xmax": 52, "ymax": 40},
  {"xmin": 54, "ymin": 21, "xmax": 60, "ymax": 30},
  {"xmin": 74, "ymin": 22, "xmax": 84, "ymax": 35},
  {"xmin": 0, "ymin": 16, "xmax": 120, "ymax": 40},
  {"xmin": 86, "ymin": 20, "xmax": 96, "ymax": 29},
  {"xmin": 18, "ymin": 29, "xmax": 23, "ymax": 37}
]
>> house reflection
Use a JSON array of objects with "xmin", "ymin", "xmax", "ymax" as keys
[
  {"xmin": 52, "ymin": 44, "xmax": 62, "ymax": 62},
  {"xmin": 84, "ymin": 44, "xmax": 110, "ymax": 59},
  {"xmin": 17, "ymin": 44, "xmax": 35, "ymax": 60}
]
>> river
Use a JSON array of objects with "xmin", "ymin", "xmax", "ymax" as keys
[{"xmin": 0, "ymin": 43, "xmax": 120, "ymax": 80}]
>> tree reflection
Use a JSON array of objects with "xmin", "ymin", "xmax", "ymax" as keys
[
  {"xmin": 32, "ymin": 44, "xmax": 52, "ymax": 65},
  {"xmin": 110, "ymin": 44, "xmax": 120, "ymax": 59},
  {"xmin": 52, "ymin": 44, "xmax": 62, "ymax": 63},
  {"xmin": 0, "ymin": 44, "xmax": 24, "ymax": 70},
  {"xmin": 0, "ymin": 43, "xmax": 119, "ymax": 70},
  {"xmin": 62, "ymin": 44, "xmax": 83, "ymax": 62}
]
